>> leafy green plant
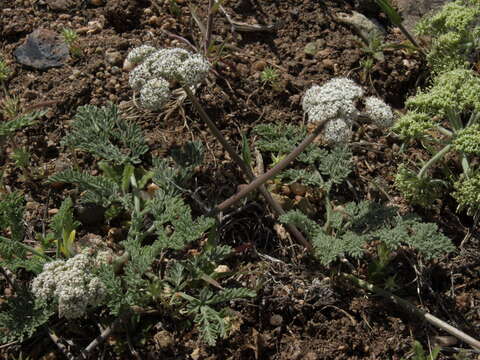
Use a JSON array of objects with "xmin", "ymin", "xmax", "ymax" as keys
[
  {"xmin": 415, "ymin": 0, "xmax": 480, "ymax": 73},
  {"xmin": 255, "ymin": 123, "xmax": 454, "ymax": 274},
  {"xmin": 0, "ymin": 103, "xmax": 255, "ymax": 349},
  {"xmin": 61, "ymin": 28, "xmax": 82, "ymax": 57},
  {"xmin": 150, "ymin": 245, "xmax": 255, "ymax": 345},
  {"xmin": 401, "ymin": 340, "xmax": 441, "ymax": 360},
  {"xmin": 254, "ymin": 123, "xmax": 352, "ymax": 191},
  {"xmin": 260, "ymin": 66, "xmax": 280, "ymax": 86},
  {"xmin": 393, "ymin": 68, "xmax": 480, "ymax": 214},
  {"xmin": 47, "ymin": 104, "xmax": 251, "ymax": 346}
]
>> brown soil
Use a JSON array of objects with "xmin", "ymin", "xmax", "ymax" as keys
[{"xmin": 1, "ymin": 0, "xmax": 479, "ymax": 359}]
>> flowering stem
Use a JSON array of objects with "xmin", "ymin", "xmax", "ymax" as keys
[
  {"xmin": 417, "ymin": 144, "xmax": 453, "ymax": 179},
  {"xmin": 183, "ymin": 86, "xmax": 313, "ymax": 251},
  {"xmin": 209, "ymin": 120, "xmax": 328, "ymax": 216},
  {"xmin": 341, "ymin": 273, "xmax": 480, "ymax": 351}
]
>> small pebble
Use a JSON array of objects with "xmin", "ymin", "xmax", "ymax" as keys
[
  {"xmin": 270, "ymin": 314, "xmax": 283, "ymax": 327},
  {"xmin": 252, "ymin": 60, "xmax": 267, "ymax": 72}
]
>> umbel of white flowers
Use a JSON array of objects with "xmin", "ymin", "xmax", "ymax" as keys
[
  {"xmin": 31, "ymin": 252, "xmax": 106, "ymax": 319},
  {"xmin": 302, "ymin": 78, "xmax": 394, "ymax": 143},
  {"xmin": 126, "ymin": 46, "xmax": 211, "ymax": 111}
]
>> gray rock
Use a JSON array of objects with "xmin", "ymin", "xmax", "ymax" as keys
[
  {"xmin": 336, "ymin": 11, "xmax": 384, "ymax": 41},
  {"xmin": 14, "ymin": 29, "xmax": 69, "ymax": 70},
  {"xmin": 393, "ymin": 0, "xmax": 449, "ymax": 33},
  {"xmin": 304, "ymin": 39, "xmax": 326, "ymax": 56}
]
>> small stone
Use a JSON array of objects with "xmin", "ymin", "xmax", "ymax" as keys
[
  {"xmin": 147, "ymin": 16, "xmax": 161, "ymax": 26},
  {"xmin": 214, "ymin": 265, "xmax": 230, "ymax": 273},
  {"xmin": 89, "ymin": 0, "xmax": 103, "ymax": 6},
  {"xmin": 154, "ymin": 330, "xmax": 174, "ymax": 349},
  {"xmin": 105, "ymin": 50, "xmax": 122, "ymax": 66},
  {"xmin": 123, "ymin": 58, "xmax": 134, "ymax": 71},
  {"xmin": 290, "ymin": 183, "xmax": 307, "ymax": 196},
  {"xmin": 110, "ymin": 66, "xmax": 121, "ymax": 74},
  {"xmin": 270, "ymin": 314, "xmax": 283, "ymax": 327},
  {"xmin": 48, "ymin": 208, "xmax": 59, "ymax": 215},
  {"xmin": 45, "ymin": 0, "xmax": 78, "ymax": 11},
  {"xmin": 14, "ymin": 29, "xmax": 69, "ymax": 70},
  {"xmin": 252, "ymin": 60, "xmax": 267, "ymax": 72},
  {"xmin": 304, "ymin": 42, "xmax": 318, "ymax": 56},
  {"xmin": 304, "ymin": 40, "xmax": 326, "ymax": 57},
  {"xmin": 322, "ymin": 58, "xmax": 335, "ymax": 69}
]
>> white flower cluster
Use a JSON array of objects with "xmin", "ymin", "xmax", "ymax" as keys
[
  {"xmin": 302, "ymin": 78, "xmax": 395, "ymax": 143},
  {"xmin": 127, "ymin": 46, "xmax": 210, "ymax": 111},
  {"xmin": 31, "ymin": 253, "xmax": 106, "ymax": 319},
  {"xmin": 364, "ymin": 96, "xmax": 394, "ymax": 128},
  {"xmin": 303, "ymin": 78, "xmax": 364, "ymax": 143}
]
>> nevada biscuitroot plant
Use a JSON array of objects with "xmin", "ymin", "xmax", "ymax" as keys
[{"xmin": 393, "ymin": 0, "xmax": 480, "ymax": 215}]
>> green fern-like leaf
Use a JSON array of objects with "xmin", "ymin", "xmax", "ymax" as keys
[
  {"xmin": 149, "ymin": 189, "xmax": 214, "ymax": 250},
  {"xmin": 209, "ymin": 288, "xmax": 256, "ymax": 305},
  {"xmin": 0, "ymin": 287, "xmax": 53, "ymax": 343},
  {"xmin": 62, "ymin": 104, "xmax": 148, "ymax": 165},
  {"xmin": 280, "ymin": 202, "xmax": 455, "ymax": 266},
  {"xmin": 0, "ymin": 110, "xmax": 46, "ymax": 137},
  {"xmin": 0, "ymin": 192, "xmax": 47, "ymax": 273},
  {"xmin": 254, "ymin": 123, "xmax": 307, "ymax": 154},
  {"xmin": 48, "ymin": 169, "xmax": 121, "ymax": 207}
]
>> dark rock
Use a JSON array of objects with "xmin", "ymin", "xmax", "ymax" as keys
[
  {"xmin": 75, "ymin": 203, "xmax": 106, "ymax": 226},
  {"xmin": 14, "ymin": 29, "xmax": 69, "ymax": 70},
  {"xmin": 45, "ymin": 0, "xmax": 79, "ymax": 11}
]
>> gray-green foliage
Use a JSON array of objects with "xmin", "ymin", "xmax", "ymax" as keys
[
  {"xmin": 62, "ymin": 104, "xmax": 149, "ymax": 165},
  {"xmin": 280, "ymin": 201, "xmax": 454, "ymax": 266},
  {"xmin": 394, "ymin": 75, "xmax": 480, "ymax": 211},
  {"xmin": 0, "ymin": 193, "xmax": 52, "ymax": 343},
  {"xmin": 0, "ymin": 110, "xmax": 46, "ymax": 137},
  {"xmin": 48, "ymin": 104, "xmax": 251, "ymax": 345},
  {"xmin": 155, "ymin": 245, "xmax": 255, "ymax": 345},
  {"xmin": 415, "ymin": 0, "xmax": 480, "ymax": 73},
  {"xmin": 0, "ymin": 287, "xmax": 53, "ymax": 343},
  {"xmin": 0, "ymin": 192, "xmax": 46, "ymax": 273},
  {"xmin": 254, "ymin": 123, "xmax": 353, "ymax": 191}
]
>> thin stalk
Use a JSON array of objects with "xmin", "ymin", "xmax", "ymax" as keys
[
  {"xmin": 76, "ymin": 311, "xmax": 132, "ymax": 360},
  {"xmin": 342, "ymin": 273, "xmax": 480, "ymax": 351},
  {"xmin": 183, "ymin": 86, "xmax": 313, "ymax": 251},
  {"xmin": 397, "ymin": 23, "xmax": 426, "ymax": 56},
  {"xmin": 204, "ymin": 0, "xmax": 215, "ymax": 54},
  {"xmin": 210, "ymin": 120, "xmax": 328, "ymax": 215},
  {"xmin": 417, "ymin": 144, "xmax": 453, "ymax": 179}
]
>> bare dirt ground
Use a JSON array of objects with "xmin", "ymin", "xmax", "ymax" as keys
[{"xmin": 1, "ymin": 0, "xmax": 479, "ymax": 358}]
